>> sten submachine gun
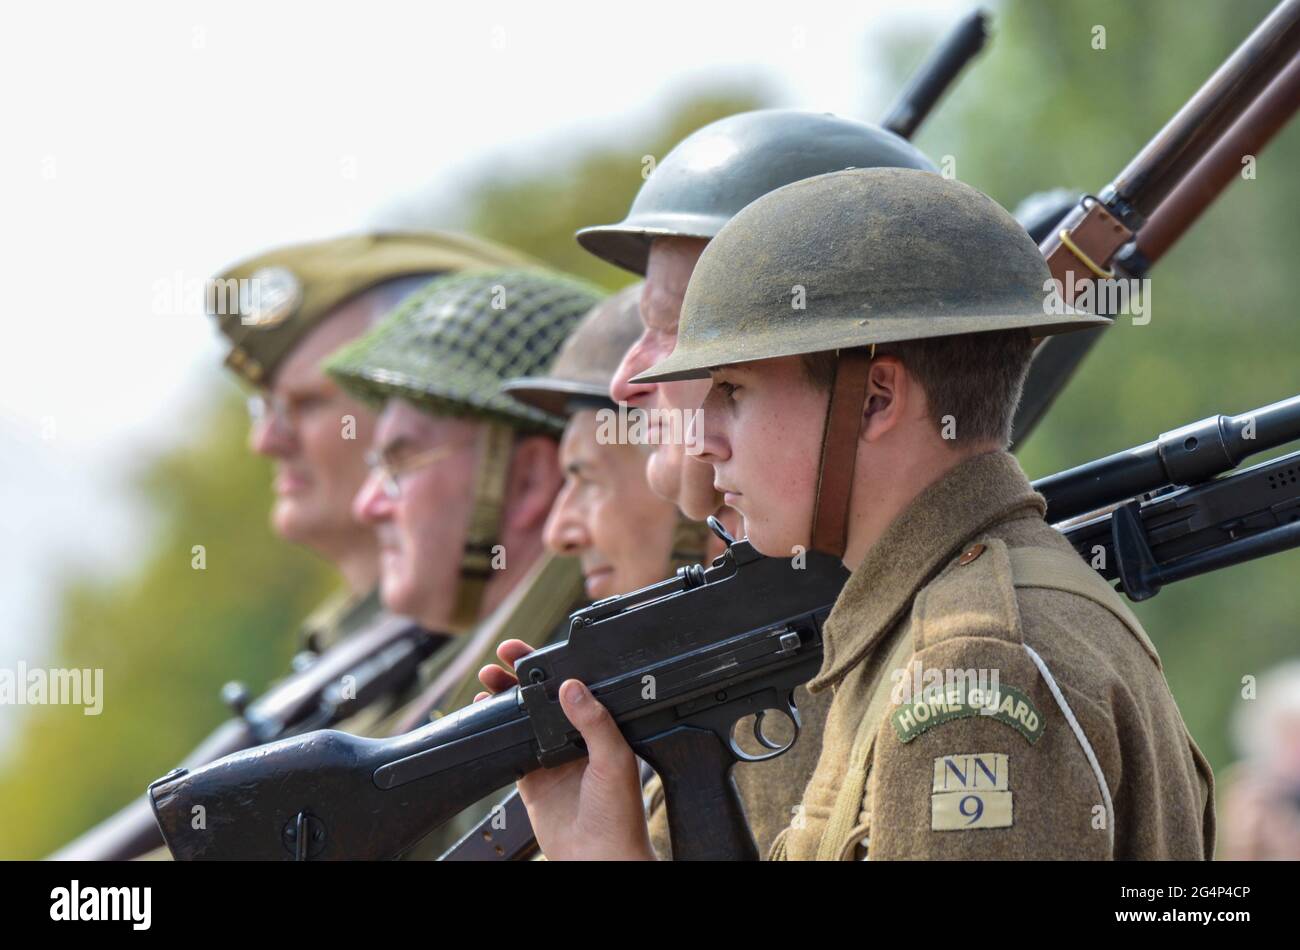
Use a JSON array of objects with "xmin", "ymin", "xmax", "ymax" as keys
[{"xmin": 149, "ymin": 394, "xmax": 1300, "ymax": 861}]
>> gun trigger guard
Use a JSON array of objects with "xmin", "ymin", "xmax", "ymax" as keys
[
  {"xmin": 752, "ymin": 710, "xmax": 785, "ymax": 751},
  {"xmin": 728, "ymin": 704, "xmax": 800, "ymax": 763}
]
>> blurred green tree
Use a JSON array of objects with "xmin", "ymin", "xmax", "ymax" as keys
[{"xmin": 0, "ymin": 396, "xmax": 334, "ymax": 858}]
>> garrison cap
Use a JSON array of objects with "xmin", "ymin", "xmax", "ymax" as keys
[
  {"xmin": 500, "ymin": 283, "xmax": 643, "ymax": 417},
  {"xmin": 325, "ymin": 269, "xmax": 604, "ymax": 435},
  {"xmin": 208, "ymin": 231, "xmax": 537, "ymax": 385}
]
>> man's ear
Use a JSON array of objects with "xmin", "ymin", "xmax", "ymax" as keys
[
  {"xmin": 502, "ymin": 434, "xmax": 563, "ymax": 533},
  {"xmin": 861, "ymin": 356, "xmax": 908, "ymax": 443}
]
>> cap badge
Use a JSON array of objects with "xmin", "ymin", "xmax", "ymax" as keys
[{"xmin": 238, "ymin": 266, "xmax": 302, "ymax": 328}]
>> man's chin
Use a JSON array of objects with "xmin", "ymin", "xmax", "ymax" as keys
[
  {"xmin": 378, "ymin": 573, "xmax": 418, "ymax": 619},
  {"xmin": 644, "ymin": 445, "xmax": 680, "ymax": 505},
  {"xmin": 741, "ymin": 523, "xmax": 797, "ymax": 560},
  {"xmin": 270, "ymin": 501, "xmax": 314, "ymax": 544},
  {"xmin": 646, "ymin": 446, "xmax": 721, "ymax": 521}
]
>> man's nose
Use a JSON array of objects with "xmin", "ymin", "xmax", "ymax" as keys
[
  {"xmin": 353, "ymin": 470, "xmax": 394, "ymax": 525},
  {"xmin": 543, "ymin": 486, "xmax": 590, "ymax": 556},
  {"xmin": 694, "ymin": 389, "xmax": 731, "ymax": 464},
  {"xmin": 249, "ymin": 412, "xmax": 295, "ymax": 457},
  {"xmin": 609, "ymin": 336, "xmax": 658, "ymax": 407}
]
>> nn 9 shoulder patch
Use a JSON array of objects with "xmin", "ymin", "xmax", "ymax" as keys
[{"xmin": 931, "ymin": 753, "xmax": 1013, "ymax": 831}]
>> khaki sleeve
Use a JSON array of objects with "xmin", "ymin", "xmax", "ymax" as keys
[
  {"xmin": 643, "ymin": 774, "xmax": 673, "ymax": 860},
  {"xmin": 866, "ymin": 636, "xmax": 1116, "ymax": 859}
]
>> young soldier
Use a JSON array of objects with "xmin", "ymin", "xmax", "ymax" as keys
[
  {"xmin": 555, "ymin": 111, "xmax": 940, "ymax": 854},
  {"xmin": 481, "ymin": 168, "xmax": 1215, "ymax": 860}
]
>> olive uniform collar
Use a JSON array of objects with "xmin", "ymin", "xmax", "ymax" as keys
[
  {"xmin": 811, "ymin": 450, "xmax": 1046, "ymax": 692},
  {"xmin": 299, "ymin": 587, "xmax": 384, "ymax": 654}
]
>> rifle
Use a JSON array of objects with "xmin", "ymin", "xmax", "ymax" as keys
[
  {"xmin": 49, "ymin": 613, "xmax": 444, "ymax": 860},
  {"xmin": 1046, "ymin": 395, "xmax": 1300, "ymax": 600},
  {"xmin": 880, "ymin": 8, "xmax": 990, "ymax": 140},
  {"xmin": 147, "ymin": 393, "xmax": 1300, "ymax": 861},
  {"xmin": 1010, "ymin": 0, "xmax": 1300, "ymax": 447}
]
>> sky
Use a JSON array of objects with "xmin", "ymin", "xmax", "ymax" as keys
[{"xmin": 0, "ymin": 0, "xmax": 969, "ymax": 745}]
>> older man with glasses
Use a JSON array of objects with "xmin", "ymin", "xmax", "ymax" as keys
[
  {"xmin": 328, "ymin": 267, "xmax": 601, "ymax": 653},
  {"xmin": 326, "ymin": 267, "xmax": 600, "ymax": 859}
]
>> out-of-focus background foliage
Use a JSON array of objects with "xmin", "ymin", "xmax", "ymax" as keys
[{"xmin": 1, "ymin": 0, "xmax": 1296, "ymax": 858}]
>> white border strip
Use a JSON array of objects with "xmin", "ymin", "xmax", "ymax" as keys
[{"xmin": 1023, "ymin": 642, "xmax": 1115, "ymax": 854}]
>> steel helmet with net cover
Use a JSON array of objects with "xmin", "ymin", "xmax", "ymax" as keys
[
  {"xmin": 326, "ymin": 268, "xmax": 603, "ymax": 629},
  {"xmin": 500, "ymin": 283, "xmax": 643, "ymax": 416},
  {"xmin": 576, "ymin": 109, "xmax": 938, "ymax": 275},
  {"xmin": 326, "ymin": 269, "xmax": 603, "ymax": 432},
  {"xmin": 633, "ymin": 168, "xmax": 1110, "ymax": 558}
]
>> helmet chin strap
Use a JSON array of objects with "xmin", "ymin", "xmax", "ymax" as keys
[
  {"xmin": 450, "ymin": 422, "xmax": 515, "ymax": 632},
  {"xmin": 810, "ymin": 345, "xmax": 874, "ymax": 559}
]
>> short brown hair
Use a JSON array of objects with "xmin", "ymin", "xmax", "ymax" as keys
[{"xmin": 801, "ymin": 330, "xmax": 1035, "ymax": 447}]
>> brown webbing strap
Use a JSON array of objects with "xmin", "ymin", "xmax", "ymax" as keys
[
  {"xmin": 390, "ymin": 552, "xmax": 583, "ymax": 733},
  {"xmin": 1043, "ymin": 201, "xmax": 1134, "ymax": 289},
  {"xmin": 450, "ymin": 422, "xmax": 515, "ymax": 631},
  {"xmin": 810, "ymin": 347, "xmax": 873, "ymax": 557}
]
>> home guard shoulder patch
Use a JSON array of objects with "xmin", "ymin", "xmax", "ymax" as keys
[
  {"xmin": 892, "ymin": 683, "xmax": 1044, "ymax": 744},
  {"xmin": 931, "ymin": 753, "xmax": 1013, "ymax": 831}
]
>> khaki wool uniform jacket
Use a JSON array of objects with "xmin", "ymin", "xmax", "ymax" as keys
[{"xmin": 774, "ymin": 450, "xmax": 1215, "ymax": 861}]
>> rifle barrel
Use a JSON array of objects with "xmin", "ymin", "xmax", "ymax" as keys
[
  {"xmin": 880, "ymin": 8, "xmax": 990, "ymax": 140},
  {"xmin": 1105, "ymin": 0, "xmax": 1300, "ymax": 227},
  {"xmin": 1132, "ymin": 52, "xmax": 1300, "ymax": 267},
  {"xmin": 1011, "ymin": 3, "xmax": 1300, "ymax": 450},
  {"xmin": 1035, "ymin": 394, "xmax": 1300, "ymax": 524}
]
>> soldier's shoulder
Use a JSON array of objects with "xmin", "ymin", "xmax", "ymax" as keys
[
  {"xmin": 299, "ymin": 587, "xmax": 384, "ymax": 651},
  {"xmin": 912, "ymin": 526, "xmax": 1164, "ymax": 711}
]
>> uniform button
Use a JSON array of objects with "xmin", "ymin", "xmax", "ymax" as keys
[{"xmin": 958, "ymin": 543, "xmax": 986, "ymax": 565}]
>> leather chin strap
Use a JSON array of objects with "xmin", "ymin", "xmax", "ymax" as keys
[
  {"xmin": 810, "ymin": 346, "xmax": 874, "ymax": 559},
  {"xmin": 450, "ymin": 422, "xmax": 515, "ymax": 632}
]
